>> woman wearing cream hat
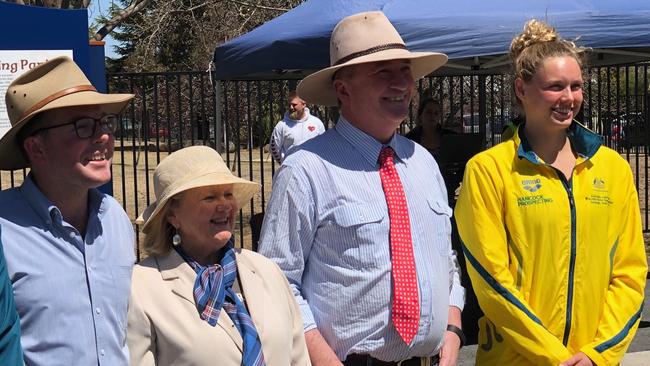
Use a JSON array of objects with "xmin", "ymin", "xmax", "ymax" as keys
[{"xmin": 127, "ymin": 145, "xmax": 310, "ymax": 366}]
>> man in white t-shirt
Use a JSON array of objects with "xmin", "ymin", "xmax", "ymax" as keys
[{"xmin": 270, "ymin": 91, "xmax": 325, "ymax": 164}]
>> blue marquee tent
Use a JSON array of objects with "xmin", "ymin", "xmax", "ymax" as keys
[{"xmin": 212, "ymin": 0, "xmax": 650, "ymax": 80}]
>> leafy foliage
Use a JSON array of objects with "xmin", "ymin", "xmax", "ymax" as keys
[{"xmin": 104, "ymin": 0, "xmax": 304, "ymax": 73}]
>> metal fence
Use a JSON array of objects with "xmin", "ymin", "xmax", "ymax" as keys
[
  {"xmin": 98, "ymin": 64, "xmax": 650, "ymax": 258},
  {"xmin": 5, "ymin": 64, "xmax": 646, "ymax": 259}
]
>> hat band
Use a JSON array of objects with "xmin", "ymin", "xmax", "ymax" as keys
[
  {"xmin": 333, "ymin": 43, "xmax": 408, "ymax": 66},
  {"xmin": 19, "ymin": 84, "xmax": 98, "ymax": 122}
]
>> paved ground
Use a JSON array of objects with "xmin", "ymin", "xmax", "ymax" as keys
[{"xmin": 457, "ymin": 277, "xmax": 650, "ymax": 365}]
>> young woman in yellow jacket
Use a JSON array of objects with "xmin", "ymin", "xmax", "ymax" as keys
[{"xmin": 455, "ymin": 20, "xmax": 647, "ymax": 366}]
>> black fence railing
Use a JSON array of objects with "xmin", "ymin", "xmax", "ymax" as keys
[
  {"xmin": 4, "ymin": 65, "xmax": 647, "ymax": 260},
  {"xmin": 100, "ymin": 64, "xmax": 649, "ymax": 259}
]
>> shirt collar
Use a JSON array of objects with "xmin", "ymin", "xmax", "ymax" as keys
[
  {"xmin": 20, "ymin": 174, "xmax": 106, "ymax": 226},
  {"xmin": 335, "ymin": 116, "xmax": 406, "ymax": 167},
  {"xmin": 514, "ymin": 120, "xmax": 602, "ymax": 165}
]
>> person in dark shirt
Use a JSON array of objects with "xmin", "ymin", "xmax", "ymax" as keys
[{"xmin": 406, "ymin": 97, "xmax": 456, "ymax": 157}]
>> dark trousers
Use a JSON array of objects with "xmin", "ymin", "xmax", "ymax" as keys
[{"xmin": 343, "ymin": 354, "xmax": 440, "ymax": 366}]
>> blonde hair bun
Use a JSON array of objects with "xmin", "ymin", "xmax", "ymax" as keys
[
  {"xmin": 509, "ymin": 19, "xmax": 584, "ymax": 81},
  {"xmin": 510, "ymin": 20, "xmax": 559, "ymax": 61}
]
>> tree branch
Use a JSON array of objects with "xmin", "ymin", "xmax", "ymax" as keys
[
  {"xmin": 229, "ymin": 0, "xmax": 288, "ymax": 12},
  {"xmin": 93, "ymin": 0, "xmax": 152, "ymax": 41},
  {"xmin": 169, "ymin": 1, "xmax": 212, "ymax": 14}
]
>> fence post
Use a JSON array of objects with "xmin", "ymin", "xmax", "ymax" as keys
[
  {"xmin": 214, "ymin": 80, "xmax": 223, "ymax": 153},
  {"xmin": 478, "ymin": 75, "xmax": 487, "ymax": 147}
]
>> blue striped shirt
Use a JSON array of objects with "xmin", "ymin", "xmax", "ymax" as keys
[
  {"xmin": 0, "ymin": 175, "xmax": 135, "ymax": 366},
  {"xmin": 259, "ymin": 117, "xmax": 465, "ymax": 361}
]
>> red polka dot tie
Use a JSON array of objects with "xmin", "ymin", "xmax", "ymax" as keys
[{"xmin": 378, "ymin": 146, "xmax": 420, "ymax": 345}]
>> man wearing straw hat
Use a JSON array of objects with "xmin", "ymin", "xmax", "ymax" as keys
[
  {"xmin": 0, "ymin": 56, "xmax": 135, "ymax": 365},
  {"xmin": 259, "ymin": 11, "xmax": 465, "ymax": 366}
]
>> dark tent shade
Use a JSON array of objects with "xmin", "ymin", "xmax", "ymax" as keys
[{"xmin": 213, "ymin": 0, "xmax": 650, "ymax": 80}]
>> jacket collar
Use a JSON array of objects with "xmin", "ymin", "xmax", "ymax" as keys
[
  {"xmin": 156, "ymin": 248, "xmax": 267, "ymax": 352},
  {"xmin": 514, "ymin": 121, "xmax": 602, "ymax": 165}
]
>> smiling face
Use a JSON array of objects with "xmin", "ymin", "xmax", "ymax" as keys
[
  {"xmin": 515, "ymin": 56, "xmax": 583, "ymax": 133},
  {"xmin": 334, "ymin": 59, "xmax": 414, "ymax": 142},
  {"xmin": 24, "ymin": 105, "xmax": 115, "ymax": 192},
  {"xmin": 167, "ymin": 185, "xmax": 237, "ymax": 264}
]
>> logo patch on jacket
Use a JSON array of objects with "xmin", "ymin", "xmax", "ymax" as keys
[
  {"xmin": 586, "ymin": 177, "xmax": 613, "ymax": 205},
  {"xmin": 522, "ymin": 178, "xmax": 542, "ymax": 192},
  {"xmin": 517, "ymin": 178, "xmax": 553, "ymax": 206},
  {"xmin": 593, "ymin": 177, "xmax": 606, "ymax": 191},
  {"xmin": 308, "ymin": 125, "xmax": 316, "ymax": 132}
]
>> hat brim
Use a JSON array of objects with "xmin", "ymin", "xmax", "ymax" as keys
[
  {"xmin": 137, "ymin": 172, "xmax": 260, "ymax": 233},
  {"xmin": 297, "ymin": 50, "xmax": 447, "ymax": 106},
  {"xmin": 0, "ymin": 90, "xmax": 134, "ymax": 170}
]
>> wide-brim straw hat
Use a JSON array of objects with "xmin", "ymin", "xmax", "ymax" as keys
[
  {"xmin": 0, "ymin": 56, "xmax": 134, "ymax": 170},
  {"xmin": 137, "ymin": 145, "xmax": 260, "ymax": 234},
  {"xmin": 297, "ymin": 11, "xmax": 448, "ymax": 106}
]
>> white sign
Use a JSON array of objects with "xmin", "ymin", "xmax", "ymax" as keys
[{"xmin": 0, "ymin": 50, "xmax": 73, "ymax": 138}]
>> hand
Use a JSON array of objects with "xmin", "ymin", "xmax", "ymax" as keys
[
  {"xmin": 559, "ymin": 352, "xmax": 595, "ymax": 366},
  {"xmin": 454, "ymin": 182, "xmax": 462, "ymax": 201},
  {"xmin": 438, "ymin": 330, "xmax": 461, "ymax": 366},
  {"xmin": 305, "ymin": 329, "xmax": 344, "ymax": 366}
]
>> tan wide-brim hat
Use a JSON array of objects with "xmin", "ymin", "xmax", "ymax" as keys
[
  {"xmin": 297, "ymin": 11, "xmax": 448, "ymax": 106},
  {"xmin": 0, "ymin": 56, "xmax": 134, "ymax": 170},
  {"xmin": 137, "ymin": 145, "xmax": 260, "ymax": 234}
]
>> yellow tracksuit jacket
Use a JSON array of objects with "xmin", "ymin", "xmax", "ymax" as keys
[{"xmin": 455, "ymin": 123, "xmax": 647, "ymax": 366}]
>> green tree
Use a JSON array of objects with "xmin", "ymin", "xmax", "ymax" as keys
[{"xmin": 100, "ymin": 0, "xmax": 304, "ymax": 73}]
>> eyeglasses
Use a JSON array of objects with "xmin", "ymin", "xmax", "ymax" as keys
[{"xmin": 33, "ymin": 114, "xmax": 119, "ymax": 139}]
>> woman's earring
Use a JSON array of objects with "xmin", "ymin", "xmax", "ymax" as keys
[{"xmin": 172, "ymin": 228, "xmax": 181, "ymax": 246}]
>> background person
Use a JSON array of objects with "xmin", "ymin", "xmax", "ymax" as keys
[
  {"xmin": 260, "ymin": 11, "xmax": 465, "ymax": 366},
  {"xmin": 270, "ymin": 91, "xmax": 325, "ymax": 164},
  {"xmin": 405, "ymin": 96, "xmax": 456, "ymax": 157},
  {"xmin": 455, "ymin": 20, "xmax": 647, "ymax": 366},
  {"xmin": 127, "ymin": 145, "xmax": 310, "ymax": 366},
  {"xmin": 0, "ymin": 56, "xmax": 135, "ymax": 366}
]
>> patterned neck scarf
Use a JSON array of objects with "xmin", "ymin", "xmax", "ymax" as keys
[{"xmin": 176, "ymin": 241, "xmax": 266, "ymax": 366}]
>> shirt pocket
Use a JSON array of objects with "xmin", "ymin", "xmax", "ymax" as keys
[
  {"xmin": 329, "ymin": 203, "xmax": 385, "ymax": 269},
  {"xmin": 427, "ymin": 198, "xmax": 453, "ymax": 255}
]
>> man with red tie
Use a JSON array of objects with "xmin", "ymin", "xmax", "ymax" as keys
[{"xmin": 259, "ymin": 11, "xmax": 465, "ymax": 366}]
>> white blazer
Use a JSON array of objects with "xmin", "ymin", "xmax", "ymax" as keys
[{"xmin": 127, "ymin": 248, "xmax": 311, "ymax": 366}]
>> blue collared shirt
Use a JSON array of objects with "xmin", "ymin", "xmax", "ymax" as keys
[
  {"xmin": 259, "ymin": 117, "xmax": 465, "ymax": 361},
  {"xmin": 0, "ymin": 175, "xmax": 135, "ymax": 366}
]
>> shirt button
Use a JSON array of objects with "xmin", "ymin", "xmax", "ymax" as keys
[
  {"xmin": 96, "ymin": 307, "xmax": 101, "ymax": 315},
  {"xmin": 100, "ymin": 349, "xmax": 105, "ymax": 356},
  {"xmin": 69, "ymin": 232, "xmax": 75, "ymax": 239}
]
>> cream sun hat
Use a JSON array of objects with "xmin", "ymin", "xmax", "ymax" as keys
[
  {"xmin": 0, "ymin": 56, "xmax": 134, "ymax": 170},
  {"xmin": 297, "ymin": 11, "xmax": 448, "ymax": 106},
  {"xmin": 137, "ymin": 145, "xmax": 260, "ymax": 233}
]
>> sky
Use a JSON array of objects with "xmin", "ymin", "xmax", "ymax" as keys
[{"xmin": 87, "ymin": 0, "xmax": 119, "ymax": 59}]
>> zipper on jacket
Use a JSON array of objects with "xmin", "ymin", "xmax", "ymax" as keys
[{"xmin": 556, "ymin": 170, "xmax": 577, "ymax": 346}]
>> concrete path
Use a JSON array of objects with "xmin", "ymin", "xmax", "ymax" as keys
[{"xmin": 622, "ymin": 351, "xmax": 650, "ymax": 366}]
